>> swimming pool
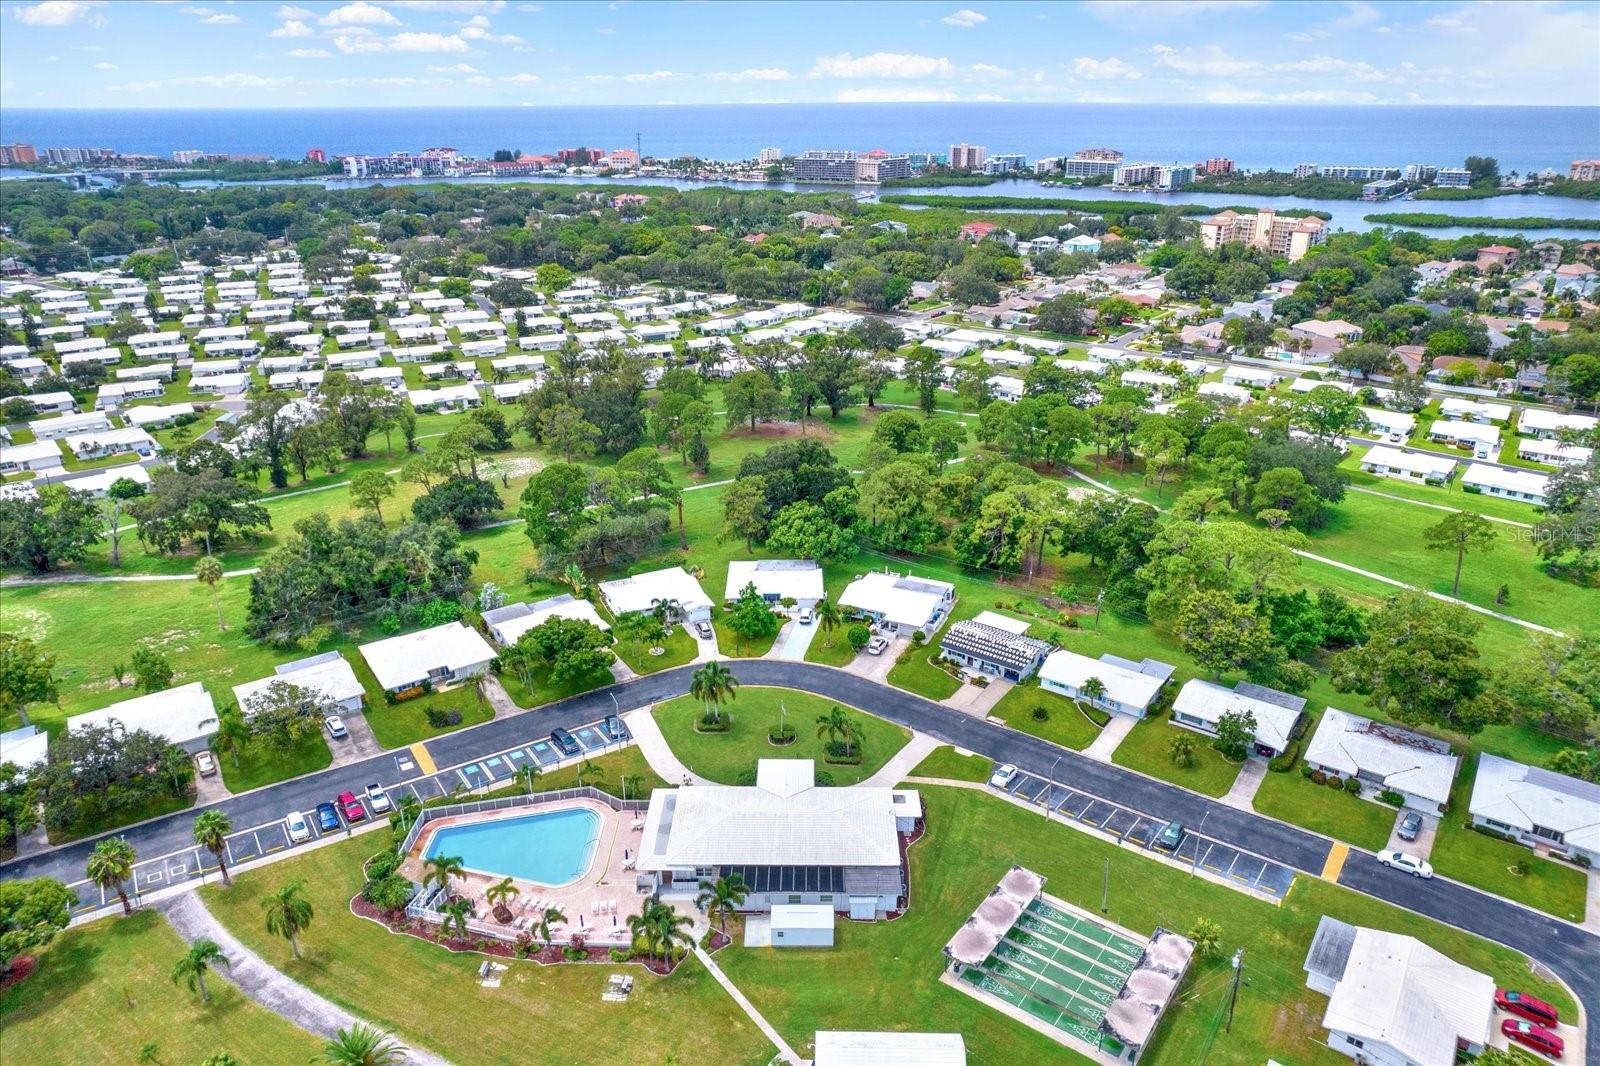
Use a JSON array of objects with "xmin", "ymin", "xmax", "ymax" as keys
[{"xmin": 425, "ymin": 807, "xmax": 602, "ymax": 887}]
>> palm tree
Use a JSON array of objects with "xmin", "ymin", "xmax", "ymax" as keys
[
  {"xmin": 619, "ymin": 773, "xmax": 644, "ymax": 802},
  {"xmin": 261, "ymin": 879, "xmax": 314, "ymax": 960},
  {"xmin": 424, "ymin": 854, "xmax": 466, "ymax": 897},
  {"xmin": 562, "ymin": 562, "xmax": 589, "ymax": 601},
  {"xmin": 575, "ymin": 759, "xmax": 599, "ymax": 788},
  {"xmin": 649, "ymin": 597, "xmax": 682, "ymax": 629},
  {"xmin": 516, "ymin": 761, "xmax": 541, "ymax": 796},
  {"xmin": 696, "ymin": 873, "xmax": 749, "ymax": 933},
  {"xmin": 626, "ymin": 910, "xmax": 661, "ymax": 960},
  {"xmin": 646, "ymin": 901, "xmax": 694, "ymax": 963},
  {"xmin": 214, "ymin": 706, "xmax": 250, "ymax": 769},
  {"xmin": 485, "ymin": 876, "xmax": 519, "ymax": 922},
  {"xmin": 815, "ymin": 705, "xmax": 857, "ymax": 757},
  {"xmin": 537, "ymin": 905, "xmax": 566, "ymax": 950},
  {"xmin": 193, "ymin": 810, "xmax": 234, "ymax": 886},
  {"xmin": 392, "ymin": 792, "xmax": 421, "ymax": 836},
  {"xmin": 1079, "ymin": 676, "xmax": 1107, "ymax": 709},
  {"xmin": 171, "ymin": 938, "xmax": 228, "ymax": 1005},
  {"xmin": 613, "ymin": 610, "xmax": 654, "ymax": 656},
  {"xmin": 317, "ymin": 1024, "xmax": 408, "ymax": 1066},
  {"xmin": 87, "ymin": 837, "xmax": 138, "ymax": 916},
  {"xmin": 194, "ymin": 555, "xmax": 226, "ymax": 631},
  {"xmin": 816, "ymin": 598, "xmax": 842, "ymax": 648},
  {"xmin": 689, "ymin": 660, "xmax": 738, "ymax": 725},
  {"xmin": 438, "ymin": 897, "xmax": 472, "ymax": 942}
]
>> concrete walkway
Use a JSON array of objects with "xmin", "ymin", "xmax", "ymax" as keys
[
  {"xmin": 942, "ymin": 678, "xmax": 1013, "ymax": 718},
  {"xmin": 1082, "ymin": 714, "xmax": 1136, "ymax": 763},
  {"xmin": 622, "ymin": 706, "xmax": 710, "ymax": 785},
  {"xmin": 158, "ymin": 892, "xmax": 451, "ymax": 1066},
  {"xmin": 1584, "ymin": 869, "xmax": 1600, "ymax": 934},
  {"xmin": 1220, "ymin": 758, "xmax": 1267, "ymax": 811},
  {"xmin": 692, "ymin": 945, "xmax": 803, "ymax": 1066},
  {"xmin": 860, "ymin": 731, "xmax": 943, "ymax": 788}
]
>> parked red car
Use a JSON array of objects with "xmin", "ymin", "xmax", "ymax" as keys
[
  {"xmin": 1502, "ymin": 1019, "xmax": 1564, "ymax": 1059},
  {"xmin": 335, "ymin": 790, "xmax": 366, "ymax": 823},
  {"xmin": 1497, "ymin": 989, "xmax": 1559, "ymax": 1028}
]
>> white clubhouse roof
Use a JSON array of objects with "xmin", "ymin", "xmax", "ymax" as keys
[
  {"xmin": 68, "ymin": 682, "xmax": 219, "ymax": 748},
  {"xmin": 1470, "ymin": 754, "xmax": 1600, "ymax": 857},
  {"xmin": 1303, "ymin": 708, "xmax": 1457, "ymax": 807},
  {"xmin": 724, "ymin": 559, "xmax": 825, "ymax": 602},
  {"xmin": 1316, "ymin": 922, "xmax": 1494, "ymax": 1066},
  {"xmin": 358, "ymin": 622, "xmax": 495, "ymax": 692},
  {"xmin": 1172, "ymin": 679, "xmax": 1303, "ymax": 750},
  {"xmin": 838, "ymin": 571, "xmax": 954, "ymax": 629},
  {"xmin": 1039, "ymin": 649, "xmax": 1171, "ymax": 712},
  {"xmin": 481, "ymin": 594, "xmax": 610, "ymax": 646},
  {"xmin": 232, "ymin": 652, "xmax": 365, "ymax": 715},
  {"xmin": 813, "ymin": 1032, "xmax": 967, "ymax": 1066},
  {"xmin": 637, "ymin": 760, "xmax": 912, "ymax": 870},
  {"xmin": 598, "ymin": 566, "xmax": 712, "ymax": 616}
]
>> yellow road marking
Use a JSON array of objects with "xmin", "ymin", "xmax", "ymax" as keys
[
  {"xmin": 410, "ymin": 742, "xmax": 438, "ymax": 775},
  {"xmin": 265, "ymin": 845, "xmax": 284, "ymax": 853},
  {"xmin": 1321, "ymin": 842, "xmax": 1350, "ymax": 881}
]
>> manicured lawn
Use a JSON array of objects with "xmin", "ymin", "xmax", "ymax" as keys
[
  {"xmin": 216, "ymin": 730, "xmax": 333, "ymax": 794},
  {"xmin": 908, "ymin": 745, "xmax": 993, "ymax": 783},
  {"xmin": 614, "ymin": 624, "xmax": 698, "ymax": 675},
  {"xmin": 425, "ymin": 746, "xmax": 667, "ymax": 804},
  {"xmin": 803, "ymin": 631, "xmax": 858, "ymax": 667},
  {"xmin": 201, "ymin": 836, "xmax": 774, "ymax": 1066},
  {"xmin": 717, "ymin": 785, "xmax": 1574, "ymax": 1066},
  {"xmin": 652, "ymin": 687, "xmax": 912, "ymax": 787},
  {"xmin": 713, "ymin": 615, "xmax": 781, "ymax": 658},
  {"xmin": 1250, "ymin": 769, "xmax": 1397, "ymax": 852},
  {"xmin": 1111, "ymin": 717, "xmax": 1242, "ymax": 798},
  {"xmin": 0, "ymin": 910, "xmax": 325, "ymax": 1066},
  {"xmin": 990, "ymin": 681, "xmax": 1105, "ymax": 751},
  {"xmin": 886, "ymin": 640, "xmax": 962, "ymax": 700},
  {"xmin": 48, "ymin": 785, "xmax": 195, "ymax": 846},
  {"xmin": 362, "ymin": 680, "xmax": 495, "ymax": 751},
  {"xmin": 495, "ymin": 662, "xmax": 614, "ymax": 712},
  {"xmin": 1428, "ymin": 756, "xmax": 1589, "ymax": 923}
]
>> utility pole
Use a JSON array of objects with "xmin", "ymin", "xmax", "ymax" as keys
[
  {"xmin": 1044, "ymin": 755, "xmax": 1060, "ymax": 819},
  {"xmin": 1226, "ymin": 948, "xmax": 1244, "ymax": 1033},
  {"xmin": 1100, "ymin": 857, "xmax": 1109, "ymax": 914}
]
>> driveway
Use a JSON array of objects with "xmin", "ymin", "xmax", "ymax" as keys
[
  {"xmin": 690, "ymin": 623, "xmax": 720, "ymax": 662},
  {"xmin": 1385, "ymin": 808, "xmax": 1439, "ymax": 858},
  {"xmin": 844, "ymin": 636, "xmax": 902, "ymax": 682},
  {"xmin": 942, "ymin": 678, "xmax": 1012, "ymax": 718},
  {"xmin": 329, "ymin": 713, "xmax": 385, "ymax": 767},
  {"xmin": 194, "ymin": 764, "xmax": 230, "ymax": 805},
  {"xmin": 770, "ymin": 619, "xmax": 818, "ymax": 661}
]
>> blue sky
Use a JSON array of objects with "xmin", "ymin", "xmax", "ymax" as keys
[{"xmin": 2, "ymin": 0, "xmax": 1597, "ymax": 109}]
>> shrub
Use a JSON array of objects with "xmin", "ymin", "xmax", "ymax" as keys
[
  {"xmin": 1301, "ymin": 762, "xmax": 1315, "ymax": 778},
  {"xmin": 379, "ymin": 611, "xmax": 403, "ymax": 635},
  {"xmin": 426, "ymin": 707, "xmax": 464, "ymax": 728},
  {"xmin": 362, "ymin": 874, "xmax": 413, "ymax": 911},
  {"xmin": 515, "ymin": 933, "xmax": 536, "ymax": 958},
  {"xmin": 768, "ymin": 724, "xmax": 796, "ymax": 744},
  {"xmin": 699, "ymin": 929, "xmax": 718, "ymax": 950},
  {"xmin": 814, "ymin": 769, "xmax": 834, "ymax": 787},
  {"xmin": 697, "ymin": 714, "xmax": 730, "ymax": 732},
  {"xmin": 1342, "ymin": 776, "xmax": 1361, "ymax": 794},
  {"xmin": 911, "ymin": 630, "xmax": 926, "ymax": 645},
  {"xmin": 366, "ymin": 849, "xmax": 403, "ymax": 881},
  {"xmin": 1510, "ymin": 859, "xmax": 1531, "ymax": 877},
  {"xmin": 1377, "ymin": 788, "xmax": 1405, "ymax": 807},
  {"xmin": 846, "ymin": 623, "xmax": 872, "ymax": 651},
  {"xmin": 609, "ymin": 947, "xmax": 633, "ymax": 962},
  {"xmin": 1310, "ymin": 769, "xmax": 1327, "ymax": 785},
  {"xmin": 1031, "ymin": 706, "xmax": 1049, "ymax": 722},
  {"xmin": 1326, "ymin": 774, "xmax": 1345, "ymax": 789},
  {"xmin": 419, "ymin": 599, "xmax": 463, "ymax": 626}
]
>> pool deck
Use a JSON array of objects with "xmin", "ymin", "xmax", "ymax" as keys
[{"xmin": 401, "ymin": 798, "xmax": 648, "ymax": 943}]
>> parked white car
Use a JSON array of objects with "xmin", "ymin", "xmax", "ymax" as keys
[
  {"xmin": 365, "ymin": 783, "xmax": 393, "ymax": 814},
  {"xmin": 989, "ymin": 763, "xmax": 1018, "ymax": 789},
  {"xmin": 1377, "ymin": 849, "xmax": 1434, "ymax": 879},
  {"xmin": 285, "ymin": 809, "xmax": 312, "ymax": 844}
]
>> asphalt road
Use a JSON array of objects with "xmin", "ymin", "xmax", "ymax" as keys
[{"xmin": 5, "ymin": 660, "xmax": 1596, "ymax": 1060}]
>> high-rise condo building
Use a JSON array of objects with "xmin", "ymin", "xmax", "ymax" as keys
[{"xmin": 1199, "ymin": 209, "xmax": 1327, "ymax": 262}]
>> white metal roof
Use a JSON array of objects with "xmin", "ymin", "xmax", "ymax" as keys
[
  {"xmin": 232, "ymin": 653, "xmax": 365, "ymax": 715},
  {"xmin": 599, "ymin": 566, "xmax": 712, "ymax": 616},
  {"xmin": 1172, "ymin": 679, "xmax": 1302, "ymax": 750},
  {"xmin": 838, "ymin": 571, "xmax": 954, "ymax": 629},
  {"xmin": 358, "ymin": 622, "xmax": 495, "ymax": 692},
  {"xmin": 1460, "ymin": 463, "xmax": 1548, "ymax": 498},
  {"xmin": 484, "ymin": 595, "xmax": 610, "ymax": 646},
  {"xmin": 770, "ymin": 903, "xmax": 835, "ymax": 929},
  {"xmin": 69, "ymin": 682, "xmax": 218, "ymax": 748},
  {"xmin": 0, "ymin": 725, "xmax": 49, "ymax": 770},
  {"xmin": 724, "ymin": 559, "xmax": 824, "ymax": 603},
  {"xmin": 1039, "ymin": 649, "xmax": 1169, "ymax": 712},
  {"xmin": 1470, "ymin": 754, "xmax": 1600, "ymax": 856},
  {"xmin": 1303, "ymin": 708, "xmax": 1457, "ymax": 807},
  {"xmin": 1360, "ymin": 445, "xmax": 1457, "ymax": 478},
  {"xmin": 813, "ymin": 1031, "xmax": 966, "ymax": 1066}
]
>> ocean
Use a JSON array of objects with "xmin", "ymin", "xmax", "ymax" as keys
[{"xmin": 3, "ymin": 103, "xmax": 1597, "ymax": 173}]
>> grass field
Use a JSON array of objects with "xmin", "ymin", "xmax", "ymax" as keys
[
  {"xmin": 200, "ymin": 835, "xmax": 776, "ymax": 1066},
  {"xmin": 907, "ymin": 745, "xmax": 994, "ymax": 783},
  {"xmin": 716, "ymin": 785, "xmax": 1575, "ymax": 1066},
  {"xmin": 614, "ymin": 624, "xmax": 699, "ymax": 675},
  {"xmin": 652, "ymin": 686, "xmax": 912, "ymax": 786},
  {"xmin": 0, "ymin": 909, "xmax": 325, "ymax": 1066},
  {"xmin": 217, "ymin": 729, "xmax": 333, "ymax": 794},
  {"xmin": 713, "ymin": 615, "xmax": 782, "ymax": 658},
  {"xmin": 1426, "ymin": 756, "xmax": 1589, "ymax": 922},
  {"xmin": 1250, "ymin": 768, "xmax": 1398, "ymax": 852},
  {"xmin": 990, "ymin": 681, "xmax": 1106, "ymax": 751},
  {"xmin": 803, "ymin": 629, "xmax": 858, "ymax": 666},
  {"xmin": 1111, "ymin": 717, "xmax": 1242, "ymax": 798},
  {"xmin": 886, "ymin": 640, "xmax": 963, "ymax": 700}
]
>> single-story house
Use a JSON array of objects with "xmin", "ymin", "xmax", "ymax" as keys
[
  {"xmin": 1427, "ymin": 419, "xmax": 1500, "ymax": 455},
  {"xmin": 938, "ymin": 616, "xmax": 1051, "ymax": 682},
  {"xmin": 28, "ymin": 411, "xmax": 110, "ymax": 441},
  {"xmin": 0, "ymin": 724, "xmax": 50, "ymax": 771},
  {"xmin": 63, "ymin": 426, "xmax": 159, "ymax": 460},
  {"xmin": 481, "ymin": 594, "xmax": 610, "ymax": 647},
  {"xmin": 599, "ymin": 566, "xmax": 713, "ymax": 623},
  {"xmin": 55, "ymin": 463, "xmax": 153, "ymax": 498},
  {"xmin": 1171, "ymin": 679, "xmax": 1305, "ymax": 758},
  {"xmin": 407, "ymin": 385, "xmax": 482, "ymax": 412},
  {"xmin": 986, "ymin": 375, "xmax": 1024, "ymax": 402},
  {"xmin": 636, "ymin": 759, "xmax": 920, "ymax": 919},
  {"xmin": 1439, "ymin": 398, "xmax": 1511, "ymax": 425},
  {"xmin": 1517, "ymin": 437, "xmax": 1592, "ymax": 467},
  {"xmin": 1303, "ymin": 916, "xmax": 1494, "ymax": 1066},
  {"xmin": 1469, "ymin": 754, "xmax": 1600, "ymax": 866},
  {"xmin": 232, "ymin": 651, "xmax": 366, "ymax": 718},
  {"xmin": 1518, "ymin": 407, "xmax": 1598, "ymax": 440},
  {"xmin": 1358, "ymin": 445, "xmax": 1456, "ymax": 485},
  {"xmin": 67, "ymin": 682, "xmax": 219, "ymax": 754},
  {"xmin": 769, "ymin": 904, "xmax": 835, "ymax": 948},
  {"xmin": 1198, "ymin": 382, "xmax": 1252, "ymax": 404},
  {"xmin": 124, "ymin": 403, "xmax": 197, "ymax": 431},
  {"xmin": 1358, "ymin": 406, "xmax": 1415, "ymax": 439},
  {"xmin": 813, "ymin": 1032, "xmax": 966, "ymax": 1066},
  {"xmin": 1302, "ymin": 708, "xmax": 1457, "ymax": 814},
  {"xmin": 1221, "ymin": 366, "xmax": 1279, "ymax": 389},
  {"xmin": 358, "ymin": 621, "xmax": 496, "ymax": 696},
  {"xmin": 838, "ymin": 571, "xmax": 956, "ymax": 638},
  {"xmin": 1460, "ymin": 463, "xmax": 1549, "ymax": 506},
  {"xmin": 1037, "ymin": 649, "xmax": 1175, "ymax": 719},
  {"xmin": 0, "ymin": 439, "xmax": 65, "ymax": 476},
  {"xmin": 724, "ymin": 559, "xmax": 825, "ymax": 608}
]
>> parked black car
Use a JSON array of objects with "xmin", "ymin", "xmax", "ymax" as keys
[
  {"xmin": 550, "ymin": 727, "xmax": 581, "ymax": 757},
  {"xmin": 1397, "ymin": 811, "xmax": 1423, "ymax": 842},
  {"xmin": 602, "ymin": 714, "xmax": 627, "ymax": 742}
]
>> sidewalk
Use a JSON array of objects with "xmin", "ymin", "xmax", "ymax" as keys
[
  {"xmin": 1082, "ymin": 714, "xmax": 1136, "ymax": 763},
  {"xmin": 1219, "ymin": 758, "xmax": 1267, "ymax": 811},
  {"xmin": 622, "ymin": 707, "xmax": 710, "ymax": 785},
  {"xmin": 693, "ymin": 945, "xmax": 803, "ymax": 1066},
  {"xmin": 159, "ymin": 892, "xmax": 451, "ymax": 1066},
  {"xmin": 860, "ymin": 731, "xmax": 943, "ymax": 788}
]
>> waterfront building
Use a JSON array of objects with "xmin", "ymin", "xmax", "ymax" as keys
[
  {"xmin": 0, "ymin": 143, "xmax": 38, "ymax": 164},
  {"xmin": 1570, "ymin": 160, "xmax": 1600, "ymax": 181},
  {"xmin": 1434, "ymin": 167, "xmax": 1472, "ymax": 187},
  {"xmin": 1059, "ymin": 155, "xmax": 1120, "ymax": 179},
  {"xmin": 1403, "ymin": 163, "xmax": 1437, "ymax": 182},
  {"xmin": 794, "ymin": 149, "xmax": 858, "ymax": 182},
  {"xmin": 758, "ymin": 147, "xmax": 782, "ymax": 164},
  {"xmin": 949, "ymin": 143, "xmax": 987, "ymax": 170},
  {"xmin": 855, "ymin": 155, "xmax": 911, "ymax": 182},
  {"xmin": 1198, "ymin": 208, "xmax": 1327, "ymax": 261},
  {"xmin": 1319, "ymin": 164, "xmax": 1396, "ymax": 180}
]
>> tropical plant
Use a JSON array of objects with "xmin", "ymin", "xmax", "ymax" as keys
[
  {"xmin": 645, "ymin": 899, "xmax": 694, "ymax": 963},
  {"xmin": 317, "ymin": 1023, "xmax": 408, "ymax": 1066},
  {"xmin": 193, "ymin": 809, "xmax": 234, "ymax": 886},
  {"xmin": 538, "ymin": 905, "xmax": 566, "ymax": 949},
  {"xmin": 815, "ymin": 598, "xmax": 842, "ymax": 647},
  {"xmin": 619, "ymin": 773, "xmax": 645, "ymax": 802},
  {"xmin": 424, "ymin": 853, "xmax": 466, "ymax": 896},
  {"xmin": 1168, "ymin": 731, "xmax": 1196, "ymax": 768},
  {"xmin": 438, "ymin": 897, "xmax": 472, "ymax": 941},
  {"xmin": 86, "ymin": 837, "xmax": 138, "ymax": 916},
  {"xmin": 516, "ymin": 762, "xmax": 541, "ymax": 796},
  {"xmin": 485, "ymin": 877, "xmax": 519, "ymax": 921},
  {"xmin": 649, "ymin": 597, "xmax": 682, "ymax": 627},
  {"xmin": 195, "ymin": 555, "xmax": 226, "ymax": 631},
  {"xmin": 815, "ymin": 705, "xmax": 859, "ymax": 757},
  {"xmin": 562, "ymin": 562, "xmax": 589, "ymax": 601},
  {"xmin": 1187, "ymin": 917, "xmax": 1223, "ymax": 959},
  {"xmin": 260, "ymin": 879, "xmax": 314, "ymax": 960},
  {"xmin": 696, "ymin": 873, "xmax": 749, "ymax": 933},
  {"xmin": 689, "ymin": 660, "xmax": 739, "ymax": 724},
  {"xmin": 1079, "ymin": 676, "xmax": 1107, "ymax": 707},
  {"xmin": 171, "ymin": 938, "xmax": 228, "ymax": 1004},
  {"xmin": 575, "ymin": 759, "xmax": 599, "ymax": 788}
]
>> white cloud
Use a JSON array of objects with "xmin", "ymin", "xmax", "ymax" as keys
[
  {"xmin": 1149, "ymin": 43, "xmax": 1258, "ymax": 77},
  {"xmin": 288, "ymin": 47, "xmax": 331, "ymax": 58},
  {"xmin": 459, "ymin": 16, "xmax": 522, "ymax": 44},
  {"xmin": 1070, "ymin": 56, "xmax": 1141, "ymax": 80},
  {"xmin": 319, "ymin": 2, "xmax": 400, "ymax": 27},
  {"xmin": 93, "ymin": 61, "xmax": 116, "ymax": 70},
  {"xmin": 836, "ymin": 86, "xmax": 958, "ymax": 103},
  {"xmin": 124, "ymin": 72, "xmax": 294, "ymax": 92},
  {"xmin": 333, "ymin": 30, "xmax": 472, "ymax": 54},
  {"xmin": 275, "ymin": 5, "xmax": 313, "ymax": 18},
  {"xmin": 969, "ymin": 62, "xmax": 1010, "ymax": 77},
  {"xmin": 427, "ymin": 63, "xmax": 480, "ymax": 73},
  {"xmin": 940, "ymin": 8, "xmax": 987, "ymax": 28},
  {"xmin": 12, "ymin": 1, "xmax": 102, "ymax": 27},
  {"xmin": 812, "ymin": 51, "xmax": 954, "ymax": 79},
  {"xmin": 711, "ymin": 67, "xmax": 792, "ymax": 82},
  {"xmin": 388, "ymin": 0, "xmax": 506, "ymax": 9},
  {"xmin": 502, "ymin": 72, "xmax": 540, "ymax": 83},
  {"xmin": 1424, "ymin": 16, "xmax": 1472, "ymax": 32},
  {"xmin": 1085, "ymin": 0, "xmax": 1265, "ymax": 18},
  {"xmin": 586, "ymin": 67, "xmax": 791, "ymax": 84},
  {"xmin": 973, "ymin": 93, "xmax": 1008, "ymax": 102},
  {"xmin": 180, "ymin": 6, "xmax": 241, "ymax": 24},
  {"xmin": 269, "ymin": 18, "xmax": 313, "ymax": 37}
]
